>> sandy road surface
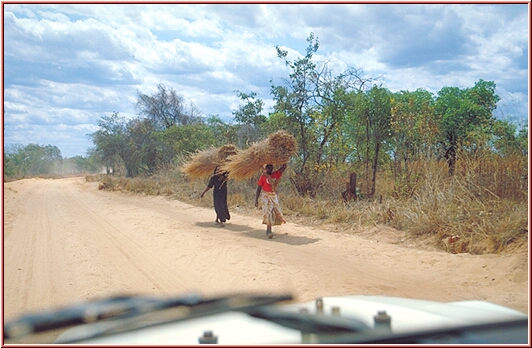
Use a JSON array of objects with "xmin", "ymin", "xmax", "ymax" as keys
[{"xmin": 3, "ymin": 177, "xmax": 529, "ymax": 323}]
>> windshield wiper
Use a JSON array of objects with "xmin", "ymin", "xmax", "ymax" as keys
[
  {"xmin": 244, "ymin": 306, "xmax": 370, "ymax": 334},
  {"xmin": 313, "ymin": 317, "xmax": 529, "ymax": 344},
  {"xmin": 4, "ymin": 293, "xmax": 292, "ymax": 343},
  {"xmin": 4, "ymin": 293, "xmax": 203, "ymax": 340}
]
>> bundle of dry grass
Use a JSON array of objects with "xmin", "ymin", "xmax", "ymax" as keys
[
  {"xmin": 181, "ymin": 144, "xmax": 238, "ymax": 179},
  {"xmin": 222, "ymin": 130, "xmax": 297, "ymax": 180},
  {"xmin": 217, "ymin": 144, "xmax": 239, "ymax": 162}
]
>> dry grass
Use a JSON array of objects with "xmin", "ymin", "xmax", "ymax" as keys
[
  {"xmin": 91, "ymin": 155, "xmax": 528, "ymax": 255},
  {"xmin": 455, "ymin": 154, "xmax": 527, "ymax": 201},
  {"xmin": 386, "ymin": 170, "xmax": 528, "ymax": 254},
  {"xmin": 222, "ymin": 131, "xmax": 297, "ymax": 180},
  {"xmin": 181, "ymin": 144, "xmax": 239, "ymax": 179}
]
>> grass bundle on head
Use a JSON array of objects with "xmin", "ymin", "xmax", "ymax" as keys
[
  {"xmin": 264, "ymin": 130, "xmax": 297, "ymax": 165},
  {"xmin": 181, "ymin": 144, "xmax": 239, "ymax": 179},
  {"xmin": 217, "ymin": 144, "xmax": 238, "ymax": 162},
  {"xmin": 222, "ymin": 130, "xmax": 297, "ymax": 180}
]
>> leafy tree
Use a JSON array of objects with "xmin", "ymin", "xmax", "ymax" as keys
[
  {"xmin": 232, "ymin": 91, "xmax": 267, "ymax": 146},
  {"xmin": 92, "ymin": 114, "xmax": 165, "ymax": 177},
  {"xmin": 363, "ymin": 85, "xmax": 392, "ymax": 196},
  {"xmin": 4, "ymin": 144, "xmax": 25, "ymax": 178},
  {"xmin": 158, "ymin": 123, "xmax": 217, "ymax": 160},
  {"xmin": 435, "ymin": 80, "xmax": 500, "ymax": 175},
  {"xmin": 91, "ymin": 112, "xmax": 128, "ymax": 175},
  {"xmin": 272, "ymin": 33, "xmax": 319, "ymax": 177},
  {"xmin": 312, "ymin": 65, "xmax": 369, "ymax": 169},
  {"xmin": 123, "ymin": 118, "xmax": 159, "ymax": 176},
  {"xmin": 271, "ymin": 33, "xmax": 370, "ymax": 196},
  {"xmin": 232, "ymin": 91, "xmax": 267, "ymax": 126},
  {"xmin": 206, "ymin": 115, "xmax": 239, "ymax": 146},
  {"xmin": 516, "ymin": 125, "xmax": 528, "ymax": 156},
  {"xmin": 339, "ymin": 91, "xmax": 368, "ymax": 165},
  {"xmin": 390, "ymin": 89, "xmax": 437, "ymax": 193}
]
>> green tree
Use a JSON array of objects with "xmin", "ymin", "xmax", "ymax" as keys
[
  {"xmin": 364, "ymin": 85, "xmax": 392, "ymax": 196},
  {"xmin": 312, "ymin": 65, "xmax": 369, "ymax": 169},
  {"xmin": 123, "ymin": 118, "xmax": 159, "ymax": 176},
  {"xmin": 91, "ymin": 112, "xmax": 128, "ymax": 175},
  {"xmin": 271, "ymin": 33, "xmax": 369, "ymax": 196},
  {"xmin": 435, "ymin": 80, "xmax": 500, "ymax": 175},
  {"xmin": 272, "ymin": 33, "xmax": 319, "ymax": 176},
  {"xmin": 4, "ymin": 144, "xmax": 25, "ymax": 178},
  {"xmin": 340, "ymin": 91, "xmax": 368, "ymax": 166},
  {"xmin": 206, "ymin": 115, "xmax": 239, "ymax": 146},
  {"xmin": 232, "ymin": 91, "xmax": 267, "ymax": 147},
  {"xmin": 390, "ymin": 89, "xmax": 437, "ymax": 194},
  {"xmin": 158, "ymin": 123, "xmax": 216, "ymax": 160},
  {"xmin": 232, "ymin": 91, "xmax": 267, "ymax": 126}
]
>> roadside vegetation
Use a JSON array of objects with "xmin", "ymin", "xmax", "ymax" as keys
[
  {"xmin": 87, "ymin": 149, "xmax": 527, "ymax": 255},
  {"xmin": 7, "ymin": 33, "xmax": 527, "ymax": 255}
]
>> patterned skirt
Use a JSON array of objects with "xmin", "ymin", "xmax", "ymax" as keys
[{"xmin": 261, "ymin": 191, "xmax": 286, "ymax": 226}]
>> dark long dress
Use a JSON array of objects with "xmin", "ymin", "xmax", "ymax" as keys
[{"xmin": 207, "ymin": 171, "xmax": 230, "ymax": 223}]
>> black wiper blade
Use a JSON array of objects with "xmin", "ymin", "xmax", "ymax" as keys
[
  {"xmin": 315, "ymin": 317, "xmax": 529, "ymax": 344},
  {"xmin": 244, "ymin": 306, "xmax": 370, "ymax": 334},
  {"xmin": 54, "ymin": 293, "xmax": 293, "ymax": 343},
  {"xmin": 4, "ymin": 293, "xmax": 293, "ymax": 343},
  {"xmin": 3, "ymin": 293, "xmax": 204, "ymax": 340}
]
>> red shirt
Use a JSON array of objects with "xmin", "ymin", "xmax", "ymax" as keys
[{"xmin": 257, "ymin": 170, "xmax": 282, "ymax": 192}]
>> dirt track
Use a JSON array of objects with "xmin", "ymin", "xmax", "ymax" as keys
[{"xmin": 3, "ymin": 177, "xmax": 529, "ymax": 322}]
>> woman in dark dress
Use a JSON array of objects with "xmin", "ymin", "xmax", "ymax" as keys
[{"xmin": 200, "ymin": 167, "xmax": 230, "ymax": 227}]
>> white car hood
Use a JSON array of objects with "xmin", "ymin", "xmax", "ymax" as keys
[{"xmin": 56, "ymin": 295, "xmax": 527, "ymax": 345}]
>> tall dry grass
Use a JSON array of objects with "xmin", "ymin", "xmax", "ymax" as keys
[{"xmin": 90, "ymin": 154, "xmax": 528, "ymax": 255}]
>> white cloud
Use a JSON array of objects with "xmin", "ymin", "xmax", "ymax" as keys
[{"xmin": 3, "ymin": 3, "xmax": 528, "ymax": 157}]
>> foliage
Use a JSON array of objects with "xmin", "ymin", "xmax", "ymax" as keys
[
  {"xmin": 4, "ymin": 144, "xmax": 102, "ymax": 179},
  {"xmin": 158, "ymin": 123, "xmax": 217, "ymax": 160},
  {"xmin": 90, "ymin": 112, "xmax": 129, "ymax": 175},
  {"xmin": 363, "ymin": 85, "xmax": 393, "ymax": 196},
  {"xmin": 4, "ymin": 144, "xmax": 62, "ymax": 178},
  {"xmin": 232, "ymin": 91, "xmax": 268, "ymax": 147},
  {"xmin": 434, "ymin": 80, "xmax": 500, "ymax": 175},
  {"xmin": 390, "ymin": 89, "xmax": 438, "ymax": 197},
  {"xmin": 491, "ymin": 120, "xmax": 528, "ymax": 156},
  {"xmin": 232, "ymin": 91, "xmax": 267, "ymax": 126},
  {"xmin": 271, "ymin": 33, "xmax": 370, "ymax": 196}
]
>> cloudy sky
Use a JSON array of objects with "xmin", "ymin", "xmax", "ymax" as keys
[{"xmin": 3, "ymin": 3, "xmax": 529, "ymax": 158}]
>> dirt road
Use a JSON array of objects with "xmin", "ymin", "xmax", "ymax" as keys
[{"xmin": 3, "ymin": 177, "xmax": 528, "ymax": 322}]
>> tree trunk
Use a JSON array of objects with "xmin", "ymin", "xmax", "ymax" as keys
[
  {"xmin": 364, "ymin": 119, "xmax": 371, "ymax": 194},
  {"xmin": 370, "ymin": 141, "xmax": 380, "ymax": 197},
  {"xmin": 342, "ymin": 172, "xmax": 358, "ymax": 202},
  {"xmin": 445, "ymin": 143, "xmax": 456, "ymax": 176},
  {"xmin": 445, "ymin": 133, "xmax": 457, "ymax": 176}
]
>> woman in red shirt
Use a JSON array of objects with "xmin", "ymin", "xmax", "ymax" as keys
[{"xmin": 255, "ymin": 163, "xmax": 287, "ymax": 238}]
